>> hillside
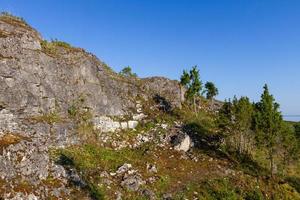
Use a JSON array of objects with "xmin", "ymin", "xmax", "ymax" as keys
[{"xmin": 0, "ymin": 13, "xmax": 300, "ymax": 200}]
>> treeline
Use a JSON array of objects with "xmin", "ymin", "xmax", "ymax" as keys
[{"xmin": 180, "ymin": 66, "xmax": 300, "ymax": 177}]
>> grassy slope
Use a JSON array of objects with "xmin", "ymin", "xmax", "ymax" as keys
[{"xmin": 49, "ymin": 99, "xmax": 300, "ymax": 200}]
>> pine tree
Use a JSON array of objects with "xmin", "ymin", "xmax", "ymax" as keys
[
  {"xmin": 280, "ymin": 122, "xmax": 299, "ymax": 170},
  {"xmin": 179, "ymin": 66, "xmax": 202, "ymax": 112},
  {"xmin": 253, "ymin": 84, "xmax": 283, "ymax": 176},
  {"xmin": 233, "ymin": 96, "xmax": 254, "ymax": 154},
  {"xmin": 204, "ymin": 81, "xmax": 219, "ymax": 109},
  {"xmin": 180, "ymin": 70, "xmax": 190, "ymax": 102},
  {"xmin": 188, "ymin": 66, "xmax": 202, "ymax": 112},
  {"xmin": 119, "ymin": 66, "xmax": 137, "ymax": 77},
  {"xmin": 218, "ymin": 96, "xmax": 254, "ymax": 154}
]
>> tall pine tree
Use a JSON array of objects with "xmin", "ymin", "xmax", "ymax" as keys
[{"xmin": 254, "ymin": 84, "xmax": 283, "ymax": 176}]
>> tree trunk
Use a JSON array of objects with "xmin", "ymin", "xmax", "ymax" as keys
[
  {"xmin": 180, "ymin": 85, "xmax": 185, "ymax": 103},
  {"xmin": 193, "ymin": 96, "xmax": 197, "ymax": 113},
  {"xmin": 239, "ymin": 132, "xmax": 243, "ymax": 154}
]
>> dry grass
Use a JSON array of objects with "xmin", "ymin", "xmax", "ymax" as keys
[{"xmin": 0, "ymin": 133, "xmax": 23, "ymax": 151}]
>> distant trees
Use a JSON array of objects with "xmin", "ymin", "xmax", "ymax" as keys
[
  {"xmin": 180, "ymin": 66, "xmax": 202, "ymax": 112},
  {"xmin": 218, "ymin": 84, "xmax": 299, "ymax": 176},
  {"xmin": 119, "ymin": 66, "xmax": 137, "ymax": 77}
]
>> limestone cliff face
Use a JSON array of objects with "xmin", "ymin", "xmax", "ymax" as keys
[{"xmin": 0, "ymin": 14, "xmax": 182, "ymax": 199}]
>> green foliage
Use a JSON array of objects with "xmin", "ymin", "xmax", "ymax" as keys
[
  {"xmin": 204, "ymin": 81, "xmax": 219, "ymax": 100},
  {"xmin": 180, "ymin": 70, "xmax": 190, "ymax": 86},
  {"xmin": 280, "ymin": 122, "xmax": 300, "ymax": 168},
  {"xmin": 201, "ymin": 178, "xmax": 239, "ymax": 200},
  {"xmin": 40, "ymin": 39, "xmax": 73, "ymax": 56},
  {"xmin": 244, "ymin": 189, "xmax": 264, "ymax": 200},
  {"xmin": 67, "ymin": 96, "xmax": 92, "ymax": 123},
  {"xmin": 218, "ymin": 96, "xmax": 254, "ymax": 154},
  {"xmin": 119, "ymin": 66, "xmax": 137, "ymax": 77},
  {"xmin": 295, "ymin": 122, "xmax": 300, "ymax": 139},
  {"xmin": 180, "ymin": 66, "xmax": 203, "ymax": 112},
  {"xmin": 253, "ymin": 84, "xmax": 283, "ymax": 176},
  {"xmin": 187, "ymin": 66, "xmax": 202, "ymax": 99}
]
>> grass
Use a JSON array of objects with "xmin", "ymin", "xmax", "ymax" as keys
[
  {"xmin": 40, "ymin": 39, "xmax": 78, "ymax": 57},
  {"xmin": 29, "ymin": 112, "xmax": 63, "ymax": 125},
  {"xmin": 0, "ymin": 11, "xmax": 27, "ymax": 25},
  {"xmin": 0, "ymin": 133, "xmax": 25, "ymax": 153}
]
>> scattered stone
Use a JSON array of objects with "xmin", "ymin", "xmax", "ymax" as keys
[
  {"xmin": 116, "ymin": 191, "xmax": 122, "ymax": 200},
  {"xmin": 121, "ymin": 173, "xmax": 145, "ymax": 191},
  {"xmin": 139, "ymin": 188, "xmax": 156, "ymax": 200},
  {"xmin": 133, "ymin": 113, "xmax": 146, "ymax": 120},
  {"xmin": 116, "ymin": 163, "xmax": 132, "ymax": 174},
  {"xmin": 146, "ymin": 163, "xmax": 158, "ymax": 173},
  {"xmin": 161, "ymin": 124, "xmax": 168, "ymax": 129},
  {"xmin": 163, "ymin": 193, "xmax": 173, "ymax": 200}
]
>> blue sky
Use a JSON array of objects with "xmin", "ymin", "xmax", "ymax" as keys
[{"xmin": 1, "ymin": 0, "xmax": 300, "ymax": 115}]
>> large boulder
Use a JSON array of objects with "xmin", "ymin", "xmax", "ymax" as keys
[{"xmin": 171, "ymin": 132, "xmax": 192, "ymax": 152}]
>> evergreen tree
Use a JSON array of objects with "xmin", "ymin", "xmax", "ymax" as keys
[
  {"xmin": 253, "ymin": 84, "xmax": 283, "ymax": 176},
  {"xmin": 218, "ymin": 96, "xmax": 254, "ymax": 154},
  {"xmin": 205, "ymin": 82, "xmax": 219, "ymax": 100},
  {"xmin": 218, "ymin": 99, "xmax": 234, "ymax": 137},
  {"xmin": 187, "ymin": 66, "xmax": 202, "ymax": 112},
  {"xmin": 180, "ymin": 70, "xmax": 190, "ymax": 102},
  {"xmin": 294, "ymin": 122, "xmax": 300, "ymax": 139},
  {"xmin": 204, "ymin": 81, "xmax": 219, "ymax": 109},
  {"xmin": 119, "ymin": 66, "xmax": 137, "ymax": 77},
  {"xmin": 280, "ymin": 122, "xmax": 299, "ymax": 170},
  {"xmin": 179, "ymin": 66, "xmax": 202, "ymax": 112},
  {"xmin": 232, "ymin": 96, "xmax": 254, "ymax": 154}
]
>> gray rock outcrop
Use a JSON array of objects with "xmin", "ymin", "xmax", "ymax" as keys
[{"xmin": 0, "ymin": 14, "xmax": 183, "ymax": 198}]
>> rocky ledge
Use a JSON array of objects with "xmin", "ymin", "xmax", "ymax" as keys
[{"xmin": 0, "ymin": 14, "xmax": 184, "ymax": 199}]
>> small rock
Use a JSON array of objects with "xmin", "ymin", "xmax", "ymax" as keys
[
  {"xmin": 116, "ymin": 163, "xmax": 132, "ymax": 174},
  {"xmin": 172, "ymin": 133, "xmax": 191, "ymax": 152},
  {"xmin": 146, "ymin": 163, "xmax": 158, "ymax": 173},
  {"xmin": 139, "ymin": 188, "xmax": 156, "ymax": 200},
  {"xmin": 120, "ymin": 122, "xmax": 128, "ymax": 129},
  {"xmin": 163, "ymin": 193, "xmax": 173, "ymax": 200},
  {"xmin": 161, "ymin": 124, "xmax": 168, "ymax": 129},
  {"xmin": 121, "ymin": 173, "xmax": 145, "ymax": 191},
  {"xmin": 128, "ymin": 121, "xmax": 138, "ymax": 129}
]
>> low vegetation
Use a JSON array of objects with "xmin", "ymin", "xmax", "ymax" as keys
[
  {"xmin": 119, "ymin": 66, "xmax": 138, "ymax": 78},
  {"xmin": 41, "ymin": 39, "xmax": 76, "ymax": 56}
]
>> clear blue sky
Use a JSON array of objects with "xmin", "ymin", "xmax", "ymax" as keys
[{"xmin": 1, "ymin": 0, "xmax": 300, "ymax": 115}]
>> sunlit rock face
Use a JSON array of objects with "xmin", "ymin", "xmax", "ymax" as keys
[{"xmin": 0, "ymin": 15, "xmax": 182, "ymax": 198}]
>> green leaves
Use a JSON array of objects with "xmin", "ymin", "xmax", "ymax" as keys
[
  {"xmin": 204, "ymin": 82, "xmax": 219, "ymax": 100},
  {"xmin": 180, "ymin": 66, "xmax": 202, "ymax": 100},
  {"xmin": 119, "ymin": 66, "xmax": 137, "ymax": 77}
]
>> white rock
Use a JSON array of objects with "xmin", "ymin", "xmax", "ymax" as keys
[
  {"xmin": 174, "ymin": 135, "xmax": 191, "ymax": 152},
  {"xmin": 161, "ymin": 124, "xmax": 168, "ymax": 129},
  {"xmin": 93, "ymin": 116, "xmax": 120, "ymax": 132},
  {"xmin": 116, "ymin": 163, "xmax": 132, "ymax": 174},
  {"xmin": 120, "ymin": 122, "xmax": 128, "ymax": 129},
  {"xmin": 128, "ymin": 120, "xmax": 138, "ymax": 129},
  {"xmin": 133, "ymin": 113, "xmax": 146, "ymax": 120}
]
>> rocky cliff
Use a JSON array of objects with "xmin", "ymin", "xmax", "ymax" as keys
[{"xmin": 0, "ymin": 14, "xmax": 183, "ymax": 199}]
